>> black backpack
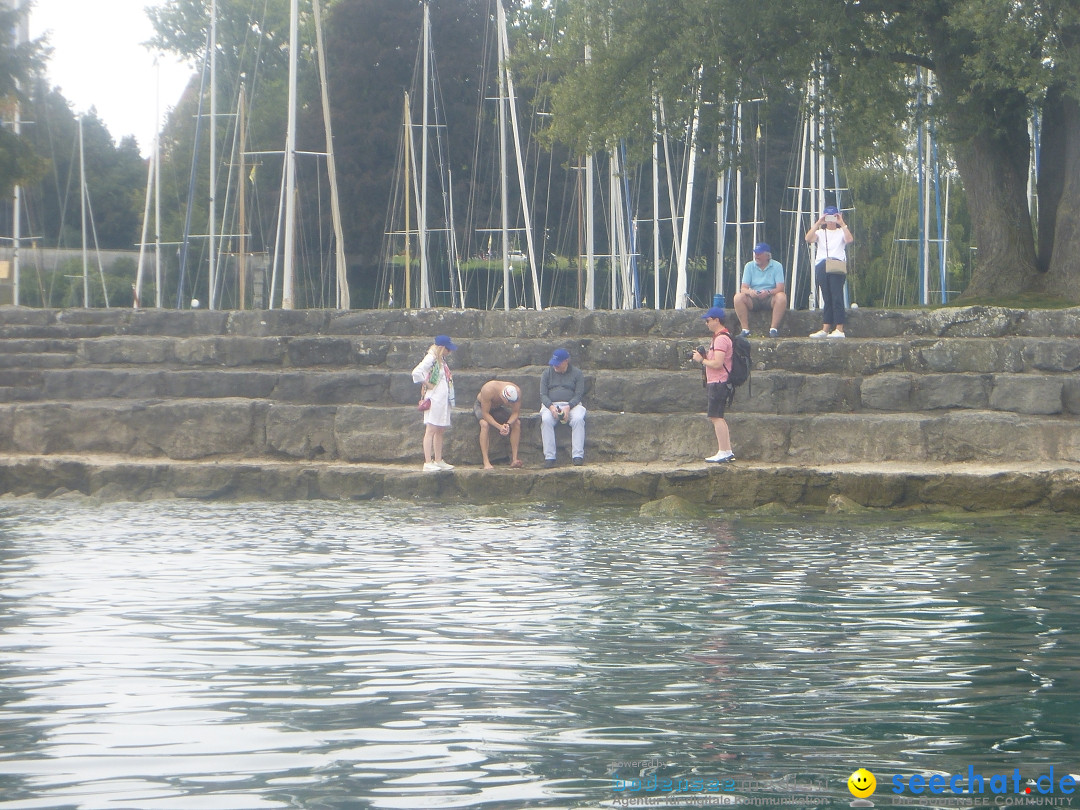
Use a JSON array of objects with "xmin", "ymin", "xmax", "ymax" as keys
[
  {"xmin": 726, "ymin": 331, "xmax": 752, "ymax": 389},
  {"xmin": 715, "ymin": 329, "xmax": 751, "ymax": 406}
]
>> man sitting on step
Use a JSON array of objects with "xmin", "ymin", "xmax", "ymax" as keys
[
  {"xmin": 539, "ymin": 348, "xmax": 587, "ymax": 467},
  {"xmin": 732, "ymin": 242, "xmax": 788, "ymax": 338},
  {"xmin": 475, "ymin": 380, "xmax": 524, "ymax": 470}
]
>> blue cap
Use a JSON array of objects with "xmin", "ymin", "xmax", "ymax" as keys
[
  {"xmin": 824, "ymin": 205, "xmax": 839, "ymax": 215},
  {"xmin": 548, "ymin": 348, "xmax": 570, "ymax": 366},
  {"xmin": 434, "ymin": 335, "xmax": 457, "ymax": 351},
  {"xmin": 753, "ymin": 242, "xmax": 771, "ymax": 254},
  {"xmin": 702, "ymin": 306, "xmax": 725, "ymax": 320}
]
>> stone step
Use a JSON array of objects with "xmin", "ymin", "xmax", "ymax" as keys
[
  {"xmin": 1, "ymin": 333, "xmax": 1078, "ymax": 379},
  {"xmin": 0, "ymin": 352, "xmax": 77, "ymax": 370},
  {"xmin": 1, "ymin": 453, "xmax": 1077, "ymax": 513},
  {"xmin": 16, "ymin": 366, "xmax": 1079, "ymax": 417},
  {"xmin": 2, "ymin": 305, "xmax": 1079, "ymax": 340},
  {"xmin": 3, "ymin": 400, "xmax": 1076, "ymax": 466}
]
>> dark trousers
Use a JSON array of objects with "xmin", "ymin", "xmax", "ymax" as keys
[{"xmin": 814, "ymin": 261, "xmax": 846, "ymax": 326}]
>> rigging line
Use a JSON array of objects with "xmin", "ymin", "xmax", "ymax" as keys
[
  {"xmin": 82, "ymin": 186, "xmax": 110, "ymax": 308},
  {"xmin": 462, "ymin": 0, "xmax": 498, "ymax": 263},
  {"xmin": 377, "ymin": 96, "xmax": 407, "ymax": 308},
  {"xmin": 428, "ymin": 49, "xmax": 460, "ymax": 303},
  {"xmin": 176, "ymin": 25, "xmax": 214, "ymax": 309},
  {"xmin": 213, "ymin": 90, "xmax": 245, "ymax": 309}
]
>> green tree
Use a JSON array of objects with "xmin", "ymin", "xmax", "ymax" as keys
[
  {"xmin": 18, "ymin": 85, "xmax": 147, "ymax": 252},
  {"xmin": 0, "ymin": 2, "xmax": 48, "ymax": 195},
  {"xmin": 540, "ymin": 0, "xmax": 1080, "ymax": 302}
]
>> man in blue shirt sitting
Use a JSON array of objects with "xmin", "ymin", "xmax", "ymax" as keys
[{"xmin": 732, "ymin": 242, "xmax": 788, "ymax": 338}]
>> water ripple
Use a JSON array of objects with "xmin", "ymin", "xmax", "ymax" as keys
[{"xmin": 1, "ymin": 502, "xmax": 1078, "ymax": 808}]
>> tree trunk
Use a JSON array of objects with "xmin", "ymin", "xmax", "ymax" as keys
[
  {"xmin": 951, "ymin": 133, "xmax": 1039, "ymax": 300},
  {"xmin": 930, "ymin": 46, "xmax": 1039, "ymax": 300},
  {"xmin": 1034, "ymin": 88, "xmax": 1080, "ymax": 301}
]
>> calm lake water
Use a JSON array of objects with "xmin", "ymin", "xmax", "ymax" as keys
[{"xmin": 0, "ymin": 499, "xmax": 1078, "ymax": 810}]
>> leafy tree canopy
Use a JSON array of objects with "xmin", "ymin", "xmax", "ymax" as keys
[{"xmin": 540, "ymin": 0, "xmax": 1080, "ymax": 301}]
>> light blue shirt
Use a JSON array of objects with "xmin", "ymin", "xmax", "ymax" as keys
[{"xmin": 741, "ymin": 258, "xmax": 785, "ymax": 292}]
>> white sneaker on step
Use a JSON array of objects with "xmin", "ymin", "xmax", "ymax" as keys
[
  {"xmin": 808, "ymin": 329, "xmax": 829, "ymax": 338},
  {"xmin": 423, "ymin": 462, "xmax": 440, "ymax": 472},
  {"xmin": 826, "ymin": 330, "xmax": 846, "ymax": 339},
  {"xmin": 434, "ymin": 460, "xmax": 454, "ymax": 470},
  {"xmin": 705, "ymin": 452, "xmax": 735, "ymax": 463}
]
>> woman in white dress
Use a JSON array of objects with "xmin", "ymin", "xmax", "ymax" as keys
[{"xmin": 411, "ymin": 335, "xmax": 457, "ymax": 471}]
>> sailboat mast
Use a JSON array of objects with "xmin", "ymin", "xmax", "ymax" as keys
[
  {"xmin": 652, "ymin": 102, "xmax": 661, "ymax": 310},
  {"xmin": 419, "ymin": 1, "xmax": 431, "ymax": 309},
  {"xmin": 404, "ymin": 92, "xmax": 412, "ymax": 309},
  {"xmin": 496, "ymin": 4, "xmax": 510, "ymax": 310},
  {"xmin": 155, "ymin": 82, "xmax": 163, "ymax": 308},
  {"xmin": 79, "ymin": 117, "xmax": 89, "ymax": 307},
  {"xmin": 208, "ymin": 0, "xmax": 218, "ymax": 309},
  {"xmin": 674, "ymin": 71, "xmax": 702, "ymax": 309},
  {"xmin": 495, "ymin": 0, "xmax": 542, "ymax": 310},
  {"xmin": 282, "ymin": 0, "xmax": 299, "ymax": 309},
  {"xmin": 8, "ymin": 0, "xmax": 25, "ymax": 305},
  {"xmin": 135, "ymin": 59, "xmax": 160, "ymax": 309},
  {"xmin": 312, "ymin": 0, "xmax": 349, "ymax": 309},
  {"xmin": 238, "ymin": 82, "xmax": 247, "ymax": 310},
  {"xmin": 135, "ymin": 131, "xmax": 154, "ymax": 308}
]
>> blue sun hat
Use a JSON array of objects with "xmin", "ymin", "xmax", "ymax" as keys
[
  {"xmin": 824, "ymin": 205, "xmax": 839, "ymax": 215},
  {"xmin": 702, "ymin": 306, "xmax": 725, "ymax": 320},
  {"xmin": 434, "ymin": 335, "xmax": 457, "ymax": 351},
  {"xmin": 753, "ymin": 242, "xmax": 771, "ymax": 254}
]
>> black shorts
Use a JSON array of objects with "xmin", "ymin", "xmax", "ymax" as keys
[
  {"xmin": 474, "ymin": 399, "xmax": 511, "ymax": 424},
  {"xmin": 706, "ymin": 382, "xmax": 730, "ymax": 418}
]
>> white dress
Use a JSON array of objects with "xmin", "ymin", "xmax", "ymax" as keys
[{"xmin": 411, "ymin": 352, "xmax": 455, "ymax": 427}]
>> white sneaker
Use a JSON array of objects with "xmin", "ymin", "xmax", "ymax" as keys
[
  {"xmin": 705, "ymin": 452, "xmax": 734, "ymax": 463},
  {"xmin": 826, "ymin": 330, "xmax": 846, "ymax": 339},
  {"xmin": 808, "ymin": 329, "xmax": 829, "ymax": 338},
  {"xmin": 423, "ymin": 462, "xmax": 440, "ymax": 472},
  {"xmin": 434, "ymin": 460, "xmax": 454, "ymax": 470}
]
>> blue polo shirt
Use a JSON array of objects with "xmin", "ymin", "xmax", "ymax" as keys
[{"xmin": 741, "ymin": 259, "xmax": 784, "ymax": 292}]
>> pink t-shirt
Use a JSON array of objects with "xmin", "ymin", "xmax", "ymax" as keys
[{"xmin": 705, "ymin": 331, "xmax": 732, "ymax": 384}]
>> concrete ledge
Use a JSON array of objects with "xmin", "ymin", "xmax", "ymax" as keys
[{"xmin": 2, "ymin": 453, "xmax": 1078, "ymax": 513}]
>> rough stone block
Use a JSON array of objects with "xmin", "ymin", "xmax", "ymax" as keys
[
  {"xmin": 915, "ymin": 339, "xmax": 1015, "ymax": 373},
  {"xmin": 914, "ymin": 374, "xmax": 990, "ymax": 410},
  {"xmin": 286, "ymin": 337, "xmax": 357, "ymax": 367},
  {"xmin": 1022, "ymin": 339, "xmax": 1080, "ymax": 373},
  {"xmin": 786, "ymin": 414, "xmax": 929, "ymax": 462},
  {"xmin": 265, "ymin": 404, "xmax": 338, "ymax": 459},
  {"xmin": 925, "ymin": 412, "xmax": 1050, "ymax": 462},
  {"xmin": 989, "ymin": 375, "xmax": 1063, "ymax": 415},
  {"xmin": 1063, "ymin": 379, "xmax": 1080, "ymax": 415},
  {"xmin": 135, "ymin": 401, "xmax": 260, "ymax": 459},
  {"xmin": 859, "ymin": 373, "xmax": 914, "ymax": 411},
  {"xmin": 78, "ymin": 337, "xmax": 171, "ymax": 365}
]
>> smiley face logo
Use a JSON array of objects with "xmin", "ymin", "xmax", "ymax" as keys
[{"xmin": 848, "ymin": 768, "xmax": 877, "ymax": 798}]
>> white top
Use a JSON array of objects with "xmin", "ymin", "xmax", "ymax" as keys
[{"xmin": 815, "ymin": 227, "xmax": 848, "ymax": 263}]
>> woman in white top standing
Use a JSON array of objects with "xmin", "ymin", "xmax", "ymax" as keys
[
  {"xmin": 412, "ymin": 334, "xmax": 457, "ymax": 471},
  {"xmin": 804, "ymin": 205, "xmax": 854, "ymax": 338}
]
